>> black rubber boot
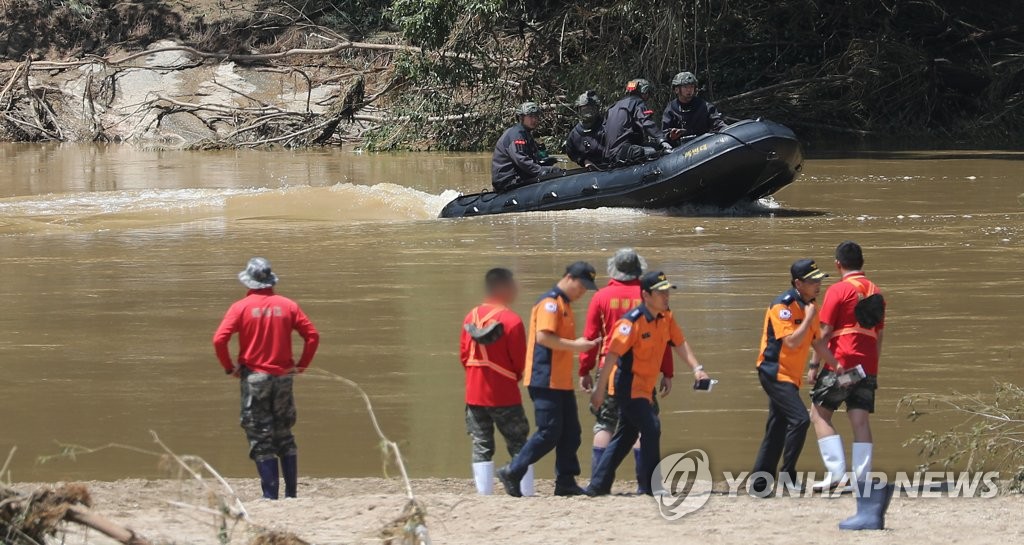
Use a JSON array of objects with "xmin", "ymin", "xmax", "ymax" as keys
[
  {"xmin": 255, "ymin": 458, "xmax": 280, "ymax": 500},
  {"xmin": 281, "ymin": 454, "xmax": 298, "ymax": 498}
]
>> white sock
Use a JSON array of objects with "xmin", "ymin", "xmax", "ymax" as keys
[{"xmin": 472, "ymin": 461, "xmax": 494, "ymax": 495}]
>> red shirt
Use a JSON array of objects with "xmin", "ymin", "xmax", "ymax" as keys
[
  {"xmin": 460, "ymin": 301, "xmax": 526, "ymax": 406},
  {"xmin": 820, "ymin": 272, "xmax": 885, "ymax": 375},
  {"xmin": 213, "ymin": 289, "xmax": 320, "ymax": 376},
  {"xmin": 580, "ymin": 279, "xmax": 674, "ymax": 378}
]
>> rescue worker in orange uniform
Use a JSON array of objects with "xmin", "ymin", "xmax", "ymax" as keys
[
  {"xmin": 750, "ymin": 259, "xmax": 840, "ymax": 495},
  {"xmin": 459, "ymin": 268, "xmax": 533, "ymax": 495},
  {"xmin": 586, "ymin": 271, "xmax": 710, "ymax": 496},
  {"xmin": 579, "ymin": 249, "xmax": 673, "ymax": 493},
  {"xmin": 497, "ymin": 262, "xmax": 602, "ymax": 497},
  {"xmin": 809, "ymin": 241, "xmax": 887, "ymax": 490}
]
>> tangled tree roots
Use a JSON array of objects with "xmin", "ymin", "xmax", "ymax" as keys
[
  {"xmin": 249, "ymin": 531, "xmax": 311, "ymax": 545},
  {"xmin": 0, "ymin": 483, "xmax": 151, "ymax": 545}
]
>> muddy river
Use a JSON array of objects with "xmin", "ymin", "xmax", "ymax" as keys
[{"xmin": 0, "ymin": 143, "xmax": 1021, "ymax": 482}]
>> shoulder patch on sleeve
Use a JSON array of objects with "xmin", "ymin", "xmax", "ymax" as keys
[
  {"xmin": 617, "ymin": 323, "xmax": 632, "ymax": 336},
  {"xmin": 543, "ymin": 301, "xmax": 558, "ymax": 313},
  {"xmin": 778, "ymin": 308, "xmax": 793, "ymax": 321}
]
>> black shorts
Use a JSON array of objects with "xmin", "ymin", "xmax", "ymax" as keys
[{"xmin": 810, "ymin": 368, "xmax": 877, "ymax": 413}]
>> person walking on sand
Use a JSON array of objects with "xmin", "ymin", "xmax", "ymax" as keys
[
  {"xmin": 586, "ymin": 271, "xmax": 710, "ymax": 496},
  {"xmin": 213, "ymin": 257, "xmax": 319, "ymax": 500},
  {"xmin": 808, "ymin": 241, "xmax": 887, "ymax": 490},
  {"xmin": 750, "ymin": 259, "xmax": 841, "ymax": 495},
  {"xmin": 497, "ymin": 262, "xmax": 602, "ymax": 497},
  {"xmin": 579, "ymin": 249, "xmax": 673, "ymax": 494},
  {"xmin": 460, "ymin": 268, "xmax": 534, "ymax": 496}
]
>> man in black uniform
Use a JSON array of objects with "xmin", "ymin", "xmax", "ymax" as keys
[
  {"xmin": 491, "ymin": 102, "xmax": 562, "ymax": 192},
  {"xmin": 603, "ymin": 79, "xmax": 672, "ymax": 164},
  {"xmin": 662, "ymin": 72, "xmax": 726, "ymax": 147},
  {"xmin": 563, "ymin": 91, "xmax": 606, "ymax": 170}
]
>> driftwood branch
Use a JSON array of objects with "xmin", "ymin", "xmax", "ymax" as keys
[
  {"xmin": 0, "ymin": 484, "xmax": 152, "ymax": 545},
  {"xmin": 715, "ymin": 74, "xmax": 854, "ymax": 106},
  {"xmin": 19, "ymin": 41, "xmax": 460, "ymax": 71},
  {"xmin": 64, "ymin": 505, "xmax": 151, "ymax": 545}
]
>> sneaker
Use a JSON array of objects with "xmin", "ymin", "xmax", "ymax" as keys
[{"xmin": 496, "ymin": 465, "xmax": 522, "ymax": 497}]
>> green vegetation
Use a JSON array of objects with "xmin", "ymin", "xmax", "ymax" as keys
[
  {"xmin": 901, "ymin": 382, "xmax": 1024, "ymax": 493},
  {"xmin": 2, "ymin": 0, "xmax": 1022, "ymax": 149}
]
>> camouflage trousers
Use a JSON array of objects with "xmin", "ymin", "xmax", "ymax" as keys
[
  {"xmin": 465, "ymin": 404, "xmax": 530, "ymax": 463},
  {"xmin": 240, "ymin": 368, "xmax": 297, "ymax": 462},
  {"xmin": 592, "ymin": 392, "xmax": 660, "ymax": 434}
]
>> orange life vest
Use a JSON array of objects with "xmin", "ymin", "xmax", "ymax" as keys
[
  {"xmin": 465, "ymin": 305, "xmax": 518, "ymax": 382},
  {"xmin": 832, "ymin": 277, "xmax": 881, "ymax": 339}
]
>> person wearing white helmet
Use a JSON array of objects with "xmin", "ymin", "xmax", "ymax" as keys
[{"xmin": 662, "ymin": 71, "xmax": 726, "ymax": 147}]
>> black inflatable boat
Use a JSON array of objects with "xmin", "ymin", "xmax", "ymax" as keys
[{"xmin": 439, "ymin": 119, "xmax": 803, "ymax": 218}]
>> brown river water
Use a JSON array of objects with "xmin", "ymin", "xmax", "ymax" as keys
[{"xmin": 1, "ymin": 143, "xmax": 1022, "ymax": 482}]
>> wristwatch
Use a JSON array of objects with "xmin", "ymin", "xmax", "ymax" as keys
[{"xmin": 692, "ymin": 364, "xmax": 704, "ymax": 376}]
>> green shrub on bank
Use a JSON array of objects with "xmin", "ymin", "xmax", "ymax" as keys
[{"xmin": 901, "ymin": 382, "xmax": 1024, "ymax": 493}]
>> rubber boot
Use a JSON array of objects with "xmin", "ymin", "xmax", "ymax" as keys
[
  {"xmin": 520, "ymin": 465, "xmax": 535, "ymax": 497},
  {"xmin": 590, "ymin": 447, "xmax": 606, "ymax": 481},
  {"xmin": 634, "ymin": 448, "xmax": 651, "ymax": 495},
  {"xmin": 281, "ymin": 454, "xmax": 298, "ymax": 498},
  {"xmin": 839, "ymin": 479, "xmax": 895, "ymax": 530},
  {"xmin": 812, "ymin": 435, "xmax": 847, "ymax": 491},
  {"xmin": 472, "ymin": 461, "xmax": 495, "ymax": 495},
  {"xmin": 255, "ymin": 458, "xmax": 280, "ymax": 500},
  {"xmin": 852, "ymin": 442, "xmax": 873, "ymax": 484}
]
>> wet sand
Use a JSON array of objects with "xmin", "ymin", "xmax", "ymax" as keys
[{"xmin": 10, "ymin": 478, "xmax": 1022, "ymax": 544}]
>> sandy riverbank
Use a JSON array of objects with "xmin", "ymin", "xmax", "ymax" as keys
[{"xmin": 7, "ymin": 477, "xmax": 1022, "ymax": 544}]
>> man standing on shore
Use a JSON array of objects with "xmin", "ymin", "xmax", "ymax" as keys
[
  {"xmin": 751, "ymin": 259, "xmax": 840, "ymax": 495},
  {"xmin": 460, "ymin": 268, "xmax": 532, "ymax": 495},
  {"xmin": 586, "ymin": 271, "xmax": 710, "ymax": 496},
  {"xmin": 579, "ymin": 249, "xmax": 673, "ymax": 493},
  {"xmin": 213, "ymin": 257, "xmax": 320, "ymax": 500},
  {"xmin": 497, "ymin": 262, "xmax": 601, "ymax": 497},
  {"xmin": 809, "ymin": 241, "xmax": 886, "ymax": 490}
]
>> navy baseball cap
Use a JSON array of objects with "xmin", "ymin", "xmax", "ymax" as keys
[
  {"xmin": 791, "ymin": 259, "xmax": 828, "ymax": 282},
  {"xmin": 566, "ymin": 261, "xmax": 598, "ymax": 290},
  {"xmin": 641, "ymin": 271, "xmax": 677, "ymax": 292}
]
